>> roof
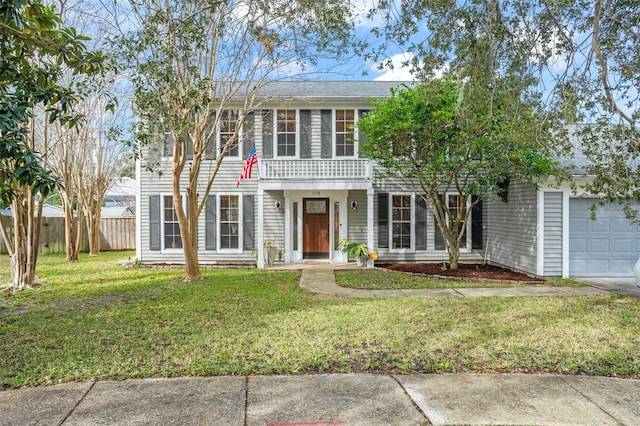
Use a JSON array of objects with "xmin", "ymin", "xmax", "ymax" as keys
[{"xmin": 254, "ymin": 81, "xmax": 409, "ymax": 99}]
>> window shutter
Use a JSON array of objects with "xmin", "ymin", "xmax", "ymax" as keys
[
  {"xmin": 357, "ymin": 110, "xmax": 370, "ymax": 158},
  {"xmin": 377, "ymin": 193, "xmax": 389, "ymax": 248},
  {"xmin": 186, "ymin": 134, "xmax": 194, "ymax": 160},
  {"xmin": 471, "ymin": 196, "xmax": 483, "ymax": 249},
  {"xmin": 415, "ymin": 196, "xmax": 427, "ymax": 250},
  {"xmin": 300, "ymin": 109, "xmax": 312, "ymax": 159},
  {"xmin": 205, "ymin": 112, "xmax": 217, "ymax": 160},
  {"xmin": 149, "ymin": 195, "xmax": 160, "ymax": 251},
  {"xmin": 320, "ymin": 109, "xmax": 332, "ymax": 159},
  {"xmin": 261, "ymin": 110, "xmax": 273, "ymax": 159},
  {"xmin": 243, "ymin": 195, "xmax": 255, "ymax": 250},
  {"xmin": 434, "ymin": 194, "xmax": 445, "ymax": 250},
  {"xmin": 205, "ymin": 195, "xmax": 216, "ymax": 250},
  {"xmin": 242, "ymin": 111, "xmax": 254, "ymax": 158}
]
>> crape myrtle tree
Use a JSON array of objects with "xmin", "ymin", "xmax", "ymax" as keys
[
  {"xmin": 117, "ymin": 0, "xmax": 356, "ymax": 280},
  {"xmin": 365, "ymin": 0, "xmax": 640, "ymax": 219},
  {"xmin": 358, "ymin": 79, "xmax": 555, "ymax": 269},
  {"xmin": 0, "ymin": 0, "xmax": 104, "ymax": 290}
]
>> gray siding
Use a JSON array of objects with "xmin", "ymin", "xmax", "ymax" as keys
[
  {"xmin": 347, "ymin": 190, "xmax": 367, "ymax": 243},
  {"xmin": 263, "ymin": 190, "xmax": 285, "ymax": 247},
  {"xmin": 485, "ymin": 180, "xmax": 538, "ymax": 275},
  {"xmin": 543, "ymin": 192, "xmax": 563, "ymax": 276}
]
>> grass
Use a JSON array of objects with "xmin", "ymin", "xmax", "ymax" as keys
[
  {"xmin": 335, "ymin": 270, "xmax": 587, "ymax": 290},
  {"xmin": 1, "ymin": 251, "xmax": 640, "ymax": 389}
]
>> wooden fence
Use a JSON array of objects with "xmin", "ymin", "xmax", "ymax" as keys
[{"xmin": 0, "ymin": 216, "xmax": 135, "ymax": 254}]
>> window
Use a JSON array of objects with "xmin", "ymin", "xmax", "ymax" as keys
[
  {"xmin": 163, "ymin": 195, "xmax": 182, "ymax": 249},
  {"xmin": 276, "ymin": 109, "xmax": 296, "ymax": 156},
  {"xmin": 391, "ymin": 194, "xmax": 411, "ymax": 249},
  {"xmin": 219, "ymin": 110, "xmax": 240, "ymax": 157},
  {"xmin": 220, "ymin": 195, "xmax": 239, "ymax": 249},
  {"xmin": 447, "ymin": 194, "xmax": 467, "ymax": 248},
  {"xmin": 335, "ymin": 109, "xmax": 355, "ymax": 156}
]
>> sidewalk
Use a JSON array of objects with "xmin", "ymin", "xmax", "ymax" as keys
[{"xmin": 1, "ymin": 373, "xmax": 639, "ymax": 425}]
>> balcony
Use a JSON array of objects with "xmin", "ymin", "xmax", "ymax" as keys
[{"xmin": 259, "ymin": 159, "xmax": 371, "ymax": 180}]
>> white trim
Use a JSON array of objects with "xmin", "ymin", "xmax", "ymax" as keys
[
  {"xmin": 217, "ymin": 109, "xmax": 243, "ymax": 160},
  {"xmin": 367, "ymin": 187, "xmax": 374, "ymax": 251},
  {"xmin": 536, "ymin": 190, "xmax": 545, "ymax": 276},
  {"xmin": 444, "ymin": 193, "xmax": 472, "ymax": 253},
  {"xmin": 260, "ymin": 180, "xmax": 371, "ymax": 191},
  {"xmin": 257, "ymin": 188, "xmax": 265, "ymax": 268},
  {"xmin": 135, "ymin": 157, "xmax": 142, "ymax": 260},
  {"xmin": 333, "ymin": 109, "xmax": 358, "ymax": 159},
  {"xmin": 216, "ymin": 193, "xmax": 243, "ymax": 253},
  {"xmin": 388, "ymin": 192, "xmax": 415, "ymax": 253},
  {"xmin": 274, "ymin": 108, "xmax": 299, "ymax": 159},
  {"xmin": 562, "ymin": 191, "xmax": 570, "ymax": 278},
  {"xmin": 160, "ymin": 193, "xmax": 185, "ymax": 253}
]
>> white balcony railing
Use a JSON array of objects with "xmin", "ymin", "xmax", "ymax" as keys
[{"xmin": 259, "ymin": 159, "xmax": 371, "ymax": 180}]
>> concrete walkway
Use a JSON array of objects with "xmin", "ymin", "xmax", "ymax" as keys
[{"xmin": 299, "ymin": 268, "xmax": 635, "ymax": 298}]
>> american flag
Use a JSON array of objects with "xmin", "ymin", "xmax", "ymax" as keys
[{"xmin": 236, "ymin": 145, "xmax": 258, "ymax": 187}]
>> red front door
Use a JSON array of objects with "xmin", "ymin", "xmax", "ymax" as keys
[{"xmin": 303, "ymin": 198, "xmax": 329, "ymax": 259}]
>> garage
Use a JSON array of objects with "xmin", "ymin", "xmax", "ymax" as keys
[{"xmin": 569, "ymin": 198, "xmax": 640, "ymax": 276}]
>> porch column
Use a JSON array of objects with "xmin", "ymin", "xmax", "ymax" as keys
[
  {"xmin": 257, "ymin": 188, "xmax": 265, "ymax": 268},
  {"xmin": 367, "ymin": 187, "xmax": 374, "ymax": 251}
]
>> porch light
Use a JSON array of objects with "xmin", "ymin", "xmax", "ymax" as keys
[
  {"xmin": 274, "ymin": 201, "xmax": 282, "ymax": 210},
  {"xmin": 350, "ymin": 201, "xmax": 357, "ymax": 211}
]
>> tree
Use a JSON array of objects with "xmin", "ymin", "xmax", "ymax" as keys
[
  {"xmin": 117, "ymin": 0, "xmax": 355, "ymax": 280},
  {"xmin": 358, "ymin": 79, "xmax": 555, "ymax": 269},
  {"xmin": 0, "ymin": 0, "xmax": 104, "ymax": 290},
  {"xmin": 365, "ymin": 0, "xmax": 640, "ymax": 218}
]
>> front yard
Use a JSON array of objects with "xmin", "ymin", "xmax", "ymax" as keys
[{"xmin": 1, "ymin": 252, "xmax": 639, "ymax": 388}]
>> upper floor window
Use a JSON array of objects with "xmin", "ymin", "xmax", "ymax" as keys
[
  {"xmin": 220, "ymin": 110, "xmax": 240, "ymax": 157},
  {"xmin": 335, "ymin": 109, "xmax": 355, "ymax": 157},
  {"xmin": 277, "ymin": 109, "xmax": 296, "ymax": 157}
]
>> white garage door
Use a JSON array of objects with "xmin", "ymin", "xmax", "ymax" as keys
[{"xmin": 569, "ymin": 198, "xmax": 640, "ymax": 276}]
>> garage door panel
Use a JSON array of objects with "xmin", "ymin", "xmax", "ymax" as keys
[
  {"xmin": 613, "ymin": 239, "xmax": 633, "ymax": 252},
  {"xmin": 589, "ymin": 239, "xmax": 610, "ymax": 252},
  {"xmin": 590, "ymin": 219, "xmax": 610, "ymax": 232},
  {"xmin": 569, "ymin": 198, "xmax": 640, "ymax": 277}
]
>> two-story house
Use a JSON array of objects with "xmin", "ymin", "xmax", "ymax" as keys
[{"xmin": 136, "ymin": 81, "xmax": 640, "ymax": 277}]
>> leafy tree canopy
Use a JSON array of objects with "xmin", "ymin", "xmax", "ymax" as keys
[{"xmin": 0, "ymin": 0, "xmax": 105, "ymax": 206}]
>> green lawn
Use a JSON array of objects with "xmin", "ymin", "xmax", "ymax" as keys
[
  {"xmin": 1, "ymin": 252, "xmax": 639, "ymax": 388},
  {"xmin": 335, "ymin": 270, "xmax": 587, "ymax": 290}
]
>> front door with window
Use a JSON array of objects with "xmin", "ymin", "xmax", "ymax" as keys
[{"xmin": 303, "ymin": 198, "xmax": 329, "ymax": 259}]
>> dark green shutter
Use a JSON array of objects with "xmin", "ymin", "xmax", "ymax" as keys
[
  {"xmin": 320, "ymin": 109, "xmax": 332, "ymax": 159},
  {"xmin": 415, "ymin": 196, "xmax": 427, "ymax": 250},
  {"xmin": 186, "ymin": 134, "xmax": 194, "ymax": 160},
  {"xmin": 378, "ymin": 193, "xmax": 389, "ymax": 248},
  {"xmin": 261, "ymin": 110, "xmax": 273, "ymax": 159},
  {"xmin": 205, "ymin": 112, "xmax": 217, "ymax": 160},
  {"xmin": 205, "ymin": 195, "xmax": 216, "ymax": 250},
  {"xmin": 471, "ymin": 196, "xmax": 483, "ymax": 249},
  {"xmin": 149, "ymin": 195, "xmax": 160, "ymax": 251},
  {"xmin": 243, "ymin": 195, "xmax": 255, "ymax": 250},
  {"xmin": 242, "ymin": 112, "xmax": 254, "ymax": 158},
  {"xmin": 434, "ymin": 194, "xmax": 445, "ymax": 250},
  {"xmin": 357, "ymin": 110, "xmax": 370, "ymax": 158},
  {"xmin": 300, "ymin": 110, "xmax": 312, "ymax": 159}
]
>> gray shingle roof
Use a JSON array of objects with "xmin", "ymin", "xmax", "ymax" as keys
[{"xmin": 254, "ymin": 81, "xmax": 410, "ymax": 99}]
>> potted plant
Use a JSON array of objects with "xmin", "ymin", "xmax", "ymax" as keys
[
  {"xmin": 337, "ymin": 238, "xmax": 370, "ymax": 265},
  {"xmin": 264, "ymin": 241, "xmax": 279, "ymax": 266}
]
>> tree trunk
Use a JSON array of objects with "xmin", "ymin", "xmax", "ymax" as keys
[
  {"xmin": 3, "ymin": 188, "xmax": 42, "ymax": 290},
  {"xmin": 84, "ymin": 200, "xmax": 101, "ymax": 256}
]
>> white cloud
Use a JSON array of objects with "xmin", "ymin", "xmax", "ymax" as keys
[{"xmin": 372, "ymin": 53, "xmax": 416, "ymax": 81}]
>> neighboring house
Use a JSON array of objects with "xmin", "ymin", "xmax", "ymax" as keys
[
  {"xmin": 107, "ymin": 177, "xmax": 137, "ymax": 211},
  {"xmin": 136, "ymin": 81, "xmax": 640, "ymax": 277}
]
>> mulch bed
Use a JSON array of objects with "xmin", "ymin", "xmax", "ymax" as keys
[{"xmin": 377, "ymin": 262, "xmax": 545, "ymax": 284}]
